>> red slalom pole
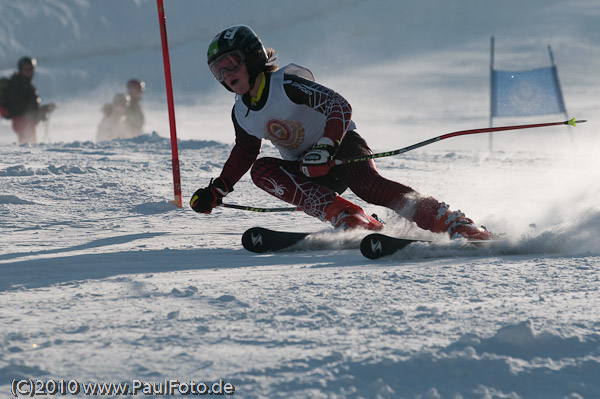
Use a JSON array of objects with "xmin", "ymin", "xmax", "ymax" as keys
[
  {"xmin": 333, "ymin": 118, "xmax": 586, "ymax": 165},
  {"xmin": 157, "ymin": 0, "xmax": 182, "ymax": 207}
]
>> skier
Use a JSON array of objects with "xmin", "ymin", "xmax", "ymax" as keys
[
  {"xmin": 190, "ymin": 25, "xmax": 492, "ymax": 240},
  {"xmin": 0, "ymin": 57, "xmax": 55, "ymax": 144}
]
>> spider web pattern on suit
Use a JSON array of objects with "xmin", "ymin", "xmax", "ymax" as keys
[
  {"xmin": 285, "ymin": 77, "xmax": 353, "ymax": 139},
  {"xmin": 251, "ymin": 157, "xmax": 336, "ymax": 220}
]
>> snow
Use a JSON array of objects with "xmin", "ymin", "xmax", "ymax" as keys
[{"xmin": 1, "ymin": 1, "xmax": 600, "ymax": 398}]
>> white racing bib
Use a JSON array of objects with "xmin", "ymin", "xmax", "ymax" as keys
[{"xmin": 234, "ymin": 64, "xmax": 332, "ymax": 160}]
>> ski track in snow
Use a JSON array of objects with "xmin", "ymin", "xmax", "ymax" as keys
[{"xmin": 1, "ymin": 135, "xmax": 599, "ymax": 399}]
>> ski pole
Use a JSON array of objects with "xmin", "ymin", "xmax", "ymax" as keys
[
  {"xmin": 41, "ymin": 103, "xmax": 56, "ymax": 143},
  {"xmin": 43, "ymin": 120, "xmax": 50, "ymax": 143},
  {"xmin": 332, "ymin": 117, "xmax": 586, "ymax": 165},
  {"xmin": 222, "ymin": 203, "xmax": 298, "ymax": 213},
  {"xmin": 221, "ymin": 118, "xmax": 586, "ymax": 213}
]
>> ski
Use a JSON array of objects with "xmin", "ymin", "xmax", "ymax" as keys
[
  {"xmin": 360, "ymin": 233, "xmax": 431, "ymax": 259},
  {"xmin": 360, "ymin": 233, "xmax": 499, "ymax": 259},
  {"xmin": 242, "ymin": 227, "xmax": 311, "ymax": 253},
  {"xmin": 243, "ymin": 228, "xmax": 498, "ymax": 257}
]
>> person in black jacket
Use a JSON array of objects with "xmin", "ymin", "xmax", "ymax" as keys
[{"xmin": 0, "ymin": 57, "xmax": 55, "ymax": 144}]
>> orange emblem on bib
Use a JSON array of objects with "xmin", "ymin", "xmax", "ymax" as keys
[{"xmin": 265, "ymin": 119, "xmax": 305, "ymax": 150}]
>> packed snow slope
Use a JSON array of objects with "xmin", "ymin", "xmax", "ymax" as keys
[
  {"xmin": 1, "ymin": 136, "xmax": 599, "ymax": 399},
  {"xmin": 1, "ymin": 1, "xmax": 600, "ymax": 398}
]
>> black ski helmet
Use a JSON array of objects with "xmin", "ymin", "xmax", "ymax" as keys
[
  {"xmin": 207, "ymin": 25, "xmax": 267, "ymax": 91},
  {"xmin": 18, "ymin": 56, "xmax": 37, "ymax": 71}
]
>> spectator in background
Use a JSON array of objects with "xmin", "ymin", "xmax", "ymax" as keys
[
  {"xmin": 96, "ymin": 93, "xmax": 130, "ymax": 142},
  {"xmin": 0, "ymin": 57, "xmax": 55, "ymax": 144},
  {"xmin": 125, "ymin": 78, "xmax": 145, "ymax": 136}
]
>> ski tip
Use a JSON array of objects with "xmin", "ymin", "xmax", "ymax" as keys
[
  {"xmin": 242, "ymin": 227, "xmax": 268, "ymax": 253},
  {"xmin": 359, "ymin": 233, "xmax": 422, "ymax": 260},
  {"xmin": 360, "ymin": 234, "xmax": 387, "ymax": 260},
  {"xmin": 241, "ymin": 227, "xmax": 311, "ymax": 253}
]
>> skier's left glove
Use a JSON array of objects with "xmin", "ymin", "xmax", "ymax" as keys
[
  {"xmin": 300, "ymin": 137, "xmax": 337, "ymax": 178},
  {"xmin": 190, "ymin": 177, "xmax": 233, "ymax": 214}
]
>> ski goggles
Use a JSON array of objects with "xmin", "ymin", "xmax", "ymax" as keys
[{"xmin": 209, "ymin": 50, "xmax": 245, "ymax": 82}]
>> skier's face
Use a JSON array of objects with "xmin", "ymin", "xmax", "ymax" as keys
[
  {"xmin": 222, "ymin": 62, "xmax": 250, "ymax": 95},
  {"xmin": 210, "ymin": 50, "xmax": 245, "ymax": 82}
]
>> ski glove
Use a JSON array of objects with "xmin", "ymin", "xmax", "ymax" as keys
[
  {"xmin": 190, "ymin": 177, "xmax": 233, "ymax": 214},
  {"xmin": 300, "ymin": 137, "xmax": 337, "ymax": 178}
]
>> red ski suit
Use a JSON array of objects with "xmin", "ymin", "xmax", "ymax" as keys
[{"xmin": 219, "ymin": 67, "xmax": 445, "ymax": 232}]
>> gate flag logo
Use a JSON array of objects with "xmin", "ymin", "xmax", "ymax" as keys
[{"xmin": 491, "ymin": 66, "xmax": 566, "ymax": 118}]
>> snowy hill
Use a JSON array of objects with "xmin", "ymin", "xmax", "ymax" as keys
[{"xmin": 1, "ymin": 1, "xmax": 600, "ymax": 398}]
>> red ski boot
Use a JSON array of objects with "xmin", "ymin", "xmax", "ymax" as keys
[
  {"xmin": 325, "ymin": 196, "xmax": 384, "ymax": 231},
  {"xmin": 432, "ymin": 203, "xmax": 493, "ymax": 240}
]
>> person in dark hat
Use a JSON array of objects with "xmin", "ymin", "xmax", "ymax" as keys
[{"xmin": 0, "ymin": 57, "xmax": 55, "ymax": 144}]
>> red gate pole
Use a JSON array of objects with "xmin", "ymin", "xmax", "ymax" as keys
[{"xmin": 156, "ymin": 0, "xmax": 182, "ymax": 207}]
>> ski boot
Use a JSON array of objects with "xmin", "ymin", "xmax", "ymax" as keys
[
  {"xmin": 325, "ymin": 196, "xmax": 384, "ymax": 231},
  {"xmin": 432, "ymin": 203, "xmax": 493, "ymax": 240}
]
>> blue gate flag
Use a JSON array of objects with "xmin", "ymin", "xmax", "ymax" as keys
[{"xmin": 491, "ymin": 66, "xmax": 566, "ymax": 117}]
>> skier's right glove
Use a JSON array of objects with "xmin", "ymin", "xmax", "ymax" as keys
[
  {"xmin": 300, "ymin": 137, "xmax": 337, "ymax": 178},
  {"xmin": 190, "ymin": 177, "xmax": 233, "ymax": 214}
]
